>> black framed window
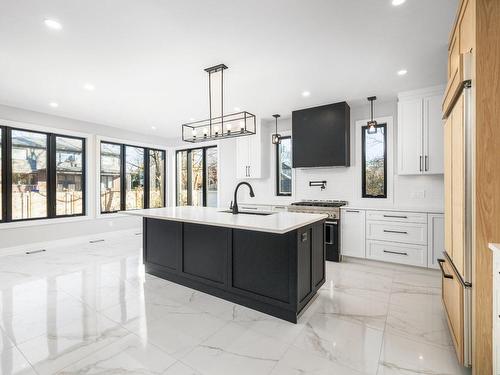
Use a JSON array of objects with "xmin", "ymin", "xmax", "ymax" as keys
[
  {"xmin": 276, "ymin": 136, "xmax": 292, "ymax": 196},
  {"xmin": 176, "ymin": 146, "xmax": 218, "ymax": 207},
  {"xmin": 149, "ymin": 149, "xmax": 166, "ymax": 208},
  {"xmin": 55, "ymin": 136, "xmax": 85, "ymax": 216},
  {"xmin": 100, "ymin": 141, "xmax": 166, "ymax": 213},
  {"xmin": 0, "ymin": 126, "xmax": 86, "ymax": 222},
  {"xmin": 362, "ymin": 123, "xmax": 387, "ymax": 198}
]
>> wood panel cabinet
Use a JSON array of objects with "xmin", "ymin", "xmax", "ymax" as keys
[
  {"xmin": 441, "ymin": 255, "xmax": 465, "ymax": 365},
  {"xmin": 450, "ymin": 95, "xmax": 465, "ymax": 278},
  {"xmin": 398, "ymin": 87, "xmax": 444, "ymax": 175}
]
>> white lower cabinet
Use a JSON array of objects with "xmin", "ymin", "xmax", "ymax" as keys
[
  {"xmin": 340, "ymin": 209, "xmax": 366, "ymax": 258},
  {"xmin": 366, "ymin": 240, "xmax": 427, "ymax": 267},
  {"xmin": 366, "ymin": 221, "xmax": 427, "ymax": 245},
  {"xmin": 490, "ymin": 245, "xmax": 500, "ymax": 374},
  {"xmin": 341, "ymin": 208, "xmax": 442, "ymax": 268},
  {"xmin": 427, "ymin": 213, "xmax": 444, "ymax": 269}
]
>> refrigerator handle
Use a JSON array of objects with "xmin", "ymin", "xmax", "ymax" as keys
[{"xmin": 437, "ymin": 259, "xmax": 454, "ymax": 279}]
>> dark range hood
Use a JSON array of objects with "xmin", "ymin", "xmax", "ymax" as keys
[{"xmin": 292, "ymin": 101, "xmax": 350, "ymax": 168}]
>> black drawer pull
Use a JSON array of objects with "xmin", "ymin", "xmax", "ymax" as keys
[
  {"xmin": 383, "ymin": 250, "xmax": 408, "ymax": 256},
  {"xmin": 346, "ymin": 210, "xmax": 360, "ymax": 213},
  {"xmin": 383, "ymin": 229, "xmax": 408, "ymax": 234},
  {"xmin": 437, "ymin": 259, "xmax": 454, "ymax": 279},
  {"xmin": 383, "ymin": 215, "xmax": 408, "ymax": 219}
]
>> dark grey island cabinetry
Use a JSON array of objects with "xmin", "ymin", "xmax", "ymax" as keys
[{"xmin": 129, "ymin": 207, "xmax": 327, "ymax": 323}]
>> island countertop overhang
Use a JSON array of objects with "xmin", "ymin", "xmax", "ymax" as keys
[{"xmin": 122, "ymin": 206, "xmax": 328, "ymax": 234}]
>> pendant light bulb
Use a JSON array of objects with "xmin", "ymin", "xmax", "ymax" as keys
[
  {"xmin": 272, "ymin": 114, "xmax": 281, "ymax": 144},
  {"xmin": 367, "ymin": 96, "xmax": 378, "ymax": 134}
]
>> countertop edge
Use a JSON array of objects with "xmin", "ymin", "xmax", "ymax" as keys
[
  {"xmin": 123, "ymin": 211, "xmax": 328, "ymax": 234},
  {"xmin": 488, "ymin": 243, "xmax": 500, "ymax": 254}
]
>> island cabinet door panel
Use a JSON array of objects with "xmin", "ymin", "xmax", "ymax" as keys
[
  {"xmin": 144, "ymin": 219, "xmax": 181, "ymax": 271},
  {"xmin": 231, "ymin": 229, "xmax": 293, "ymax": 304},
  {"xmin": 312, "ymin": 222, "xmax": 325, "ymax": 288},
  {"xmin": 182, "ymin": 223, "xmax": 229, "ymax": 285},
  {"xmin": 297, "ymin": 227, "xmax": 312, "ymax": 303}
]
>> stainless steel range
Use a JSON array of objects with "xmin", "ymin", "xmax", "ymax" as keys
[{"xmin": 288, "ymin": 200, "xmax": 347, "ymax": 262}]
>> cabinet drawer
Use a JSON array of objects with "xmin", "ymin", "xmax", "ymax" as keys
[
  {"xmin": 366, "ymin": 221, "xmax": 427, "ymax": 245},
  {"xmin": 366, "ymin": 240, "xmax": 427, "ymax": 267},
  {"xmin": 366, "ymin": 210, "xmax": 427, "ymax": 224},
  {"xmin": 440, "ymin": 256, "xmax": 464, "ymax": 365}
]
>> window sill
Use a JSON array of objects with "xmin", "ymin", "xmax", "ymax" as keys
[{"xmin": 0, "ymin": 215, "xmax": 92, "ymax": 230}]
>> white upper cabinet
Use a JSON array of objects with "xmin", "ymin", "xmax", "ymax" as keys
[
  {"xmin": 236, "ymin": 122, "xmax": 263, "ymax": 179},
  {"xmin": 398, "ymin": 86, "xmax": 445, "ymax": 175}
]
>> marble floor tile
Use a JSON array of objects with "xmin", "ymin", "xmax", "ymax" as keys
[
  {"xmin": 305, "ymin": 288, "xmax": 389, "ymax": 331},
  {"xmin": 377, "ymin": 332, "xmax": 471, "ymax": 375},
  {"xmin": 293, "ymin": 313, "xmax": 383, "ymax": 375},
  {"xmin": 16, "ymin": 313, "xmax": 128, "ymax": 375},
  {"xmin": 56, "ymin": 333, "xmax": 177, "ymax": 375},
  {"xmin": 181, "ymin": 343, "xmax": 279, "ymax": 375},
  {"xmin": 385, "ymin": 304, "xmax": 454, "ymax": 349},
  {"xmin": 0, "ymin": 231, "xmax": 468, "ymax": 375},
  {"xmin": 163, "ymin": 361, "xmax": 203, "ymax": 375},
  {"xmin": 270, "ymin": 345, "xmax": 368, "ymax": 375}
]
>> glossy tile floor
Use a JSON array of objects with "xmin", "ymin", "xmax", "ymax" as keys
[{"xmin": 0, "ymin": 230, "xmax": 471, "ymax": 375}]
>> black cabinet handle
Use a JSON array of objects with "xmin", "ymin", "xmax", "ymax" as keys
[
  {"xmin": 425, "ymin": 156, "xmax": 429, "ymax": 171},
  {"xmin": 437, "ymin": 259, "xmax": 454, "ymax": 279},
  {"xmin": 383, "ymin": 229, "xmax": 408, "ymax": 234},
  {"xmin": 346, "ymin": 210, "xmax": 360, "ymax": 213},
  {"xmin": 383, "ymin": 214, "xmax": 408, "ymax": 219},
  {"xmin": 383, "ymin": 250, "xmax": 408, "ymax": 256},
  {"xmin": 419, "ymin": 156, "xmax": 423, "ymax": 172}
]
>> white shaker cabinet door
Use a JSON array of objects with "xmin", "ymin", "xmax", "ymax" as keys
[
  {"xmin": 398, "ymin": 99, "xmax": 424, "ymax": 175},
  {"xmin": 341, "ymin": 208, "xmax": 366, "ymax": 258},
  {"xmin": 423, "ymin": 94, "xmax": 444, "ymax": 174}
]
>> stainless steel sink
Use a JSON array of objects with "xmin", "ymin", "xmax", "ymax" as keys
[{"xmin": 218, "ymin": 210, "xmax": 275, "ymax": 216}]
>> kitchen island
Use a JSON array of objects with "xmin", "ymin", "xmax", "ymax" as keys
[{"xmin": 124, "ymin": 206, "xmax": 327, "ymax": 323}]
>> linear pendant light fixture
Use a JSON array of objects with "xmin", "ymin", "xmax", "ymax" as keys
[
  {"xmin": 182, "ymin": 64, "xmax": 256, "ymax": 143},
  {"xmin": 367, "ymin": 96, "xmax": 378, "ymax": 134},
  {"xmin": 271, "ymin": 114, "xmax": 281, "ymax": 144}
]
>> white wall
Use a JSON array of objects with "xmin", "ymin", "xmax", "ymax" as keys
[
  {"xmin": 0, "ymin": 104, "xmax": 175, "ymax": 250},
  {"xmin": 215, "ymin": 99, "xmax": 444, "ymax": 210}
]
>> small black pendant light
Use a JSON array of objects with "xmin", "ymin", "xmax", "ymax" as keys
[
  {"xmin": 367, "ymin": 96, "xmax": 378, "ymax": 134},
  {"xmin": 272, "ymin": 114, "xmax": 281, "ymax": 144}
]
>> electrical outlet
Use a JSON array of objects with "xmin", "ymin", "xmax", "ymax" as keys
[{"xmin": 412, "ymin": 190, "xmax": 426, "ymax": 199}]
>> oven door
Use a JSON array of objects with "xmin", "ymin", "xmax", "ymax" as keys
[{"xmin": 325, "ymin": 220, "xmax": 340, "ymax": 262}]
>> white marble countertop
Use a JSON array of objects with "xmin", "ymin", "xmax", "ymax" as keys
[
  {"xmin": 489, "ymin": 243, "xmax": 500, "ymax": 254},
  {"xmin": 122, "ymin": 207, "xmax": 328, "ymax": 234}
]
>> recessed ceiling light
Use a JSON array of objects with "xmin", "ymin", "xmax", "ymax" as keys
[
  {"xmin": 151, "ymin": 126, "xmax": 157, "ymax": 130},
  {"xmin": 392, "ymin": 0, "xmax": 406, "ymax": 6},
  {"xmin": 44, "ymin": 19, "xmax": 62, "ymax": 30},
  {"xmin": 49, "ymin": 102, "xmax": 59, "ymax": 108},
  {"xmin": 397, "ymin": 69, "xmax": 408, "ymax": 76},
  {"xmin": 234, "ymin": 107, "xmax": 241, "ymax": 111},
  {"xmin": 302, "ymin": 91, "xmax": 311, "ymax": 97},
  {"xmin": 83, "ymin": 83, "xmax": 95, "ymax": 91}
]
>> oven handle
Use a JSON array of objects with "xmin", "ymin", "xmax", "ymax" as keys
[{"xmin": 325, "ymin": 221, "xmax": 337, "ymax": 245}]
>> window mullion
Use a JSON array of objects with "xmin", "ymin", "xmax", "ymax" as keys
[
  {"xmin": 120, "ymin": 144, "xmax": 126, "ymax": 212},
  {"xmin": 5, "ymin": 127, "xmax": 12, "ymax": 221},
  {"xmin": 202, "ymin": 148, "xmax": 207, "ymax": 207},
  {"xmin": 144, "ymin": 148, "xmax": 150, "ymax": 209},
  {"xmin": 48, "ymin": 134, "xmax": 56, "ymax": 218}
]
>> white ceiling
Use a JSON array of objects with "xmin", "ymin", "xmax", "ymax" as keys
[{"xmin": 0, "ymin": 0, "xmax": 457, "ymax": 139}]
